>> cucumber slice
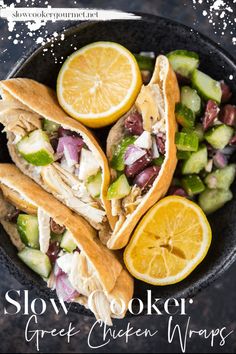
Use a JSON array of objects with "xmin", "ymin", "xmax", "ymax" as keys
[
  {"xmin": 199, "ymin": 188, "xmax": 233, "ymax": 214},
  {"xmin": 43, "ymin": 119, "xmax": 60, "ymax": 134},
  {"xmin": 182, "ymin": 145, "xmax": 208, "ymax": 175},
  {"xmin": 17, "ymin": 129, "xmax": 54, "ymax": 166},
  {"xmin": 175, "ymin": 103, "xmax": 195, "ymax": 128},
  {"xmin": 86, "ymin": 170, "xmax": 102, "ymax": 198},
  {"xmin": 192, "ymin": 69, "xmax": 222, "ymax": 103},
  {"xmin": 205, "ymin": 164, "xmax": 236, "ymax": 190},
  {"xmin": 60, "ymin": 230, "xmax": 77, "ymax": 253},
  {"xmin": 177, "ymin": 151, "xmax": 192, "ymax": 160},
  {"xmin": 134, "ymin": 54, "xmax": 155, "ymax": 71},
  {"xmin": 205, "ymin": 124, "xmax": 234, "ymax": 150},
  {"xmin": 175, "ymin": 132, "xmax": 199, "ymax": 152},
  {"xmin": 167, "ymin": 50, "xmax": 199, "ymax": 78},
  {"xmin": 107, "ymin": 174, "xmax": 131, "ymax": 200},
  {"xmin": 18, "ymin": 248, "xmax": 52, "ymax": 278},
  {"xmin": 17, "ymin": 215, "xmax": 39, "ymax": 249},
  {"xmin": 181, "ymin": 175, "xmax": 205, "ymax": 196},
  {"xmin": 181, "ymin": 86, "xmax": 201, "ymax": 116},
  {"xmin": 111, "ymin": 136, "xmax": 136, "ymax": 171},
  {"xmin": 153, "ymin": 155, "xmax": 165, "ymax": 166}
]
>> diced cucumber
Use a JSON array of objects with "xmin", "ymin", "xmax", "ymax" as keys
[
  {"xmin": 17, "ymin": 129, "xmax": 54, "ymax": 166},
  {"xmin": 17, "ymin": 215, "xmax": 39, "ymax": 249},
  {"xmin": 175, "ymin": 132, "xmax": 199, "ymax": 152},
  {"xmin": 193, "ymin": 124, "xmax": 204, "ymax": 142},
  {"xmin": 182, "ymin": 145, "xmax": 208, "ymax": 175},
  {"xmin": 18, "ymin": 248, "xmax": 52, "ymax": 278},
  {"xmin": 153, "ymin": 155, "xmax": 165, "ymax": 166},
  {"xmin": 134, "ymin": 54, "xmax": 155, "ymax": 71},
  {"xmin": 181, "ymin": 175, "xmax": 205, "ymax": 196},
  {"xmin": 107, "ymin": 174, "xmax": 131, "ymax": 200},
  {"xmin": 181, "ymin": 86, "xmax": 201, "ymax": 116},
  {"xmin": 111, "ymin": 136, "xmax": 136, "ymax": 171},
  {"xmin": 86, "ymin": 170, "xmax": 102, "ymax": 198},
  {"xmin": 205, "ymin": 124, "xmax": 234, "ymax": 150},
  {"xmin": 43, "ymin": 119, "xmax": 60, "ymax": 134},
  {"xmin": 192, "ymin": 69, "xmax": 222, "ymax": 103},
  {"xmin": 177, "ymin": 151, "xmax": 192, "ymax": 160},
  {"xmin": 175, "ymin": 103, "xmax": 195, "ymax": 128},
  {"xmin": 205, "ymin": 164, "xmax": 236, "ymax": 190},
  {"xmin": 199, "ymin": 188, "xmax": 233, "ymax": 214},
  {"xmin": 167, "ymin": 50, "xmax": 199, "ymax": 78},
  {"xmin": 60, "ymin": 230, "xmax": 77, "ymax": 253}
]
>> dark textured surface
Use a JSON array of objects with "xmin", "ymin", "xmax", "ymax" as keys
[{"xmin": 0, "ymin": 1, "xmax": 236, "ymax": 353}]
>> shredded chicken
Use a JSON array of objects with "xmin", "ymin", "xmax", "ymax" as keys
[
  {"xmin": 57, "ymin": 251, "xmax": 113, "ymax": 325},
  {"xmin": 41, "ymin": 165, "xmax": 106, "ymax": 225},
  {"xmin": 122, "ymin": 185, "xmax": 142, "ymax": 215},
  {"xmin": 0, "ymin": 99, "xmax": 41, "ymax": 140}
]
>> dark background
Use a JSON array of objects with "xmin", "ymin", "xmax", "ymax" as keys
[{"xmin": 0, "ymin": 0, "xmax": 236, "ymax": 353}]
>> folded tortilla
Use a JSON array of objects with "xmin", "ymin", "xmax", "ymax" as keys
[
  {"xmin": 106, "ymin": 55, "xmax": 180, "ymax": 249},
  {"xmin": 0, "ymin": 164, "xmax": 133, "ymax": 324},
  {"xmin": 0, "ymin": 78, "xmax": 116, "ymax": 232}
]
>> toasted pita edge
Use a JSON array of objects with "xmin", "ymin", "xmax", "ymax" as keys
[
  {"xmin": 0, "ymin": 164, "xmax": 130, "ymax": 296},
  {"xmin": 106, "ymin": 55, "xmax": 180, "ymax": 249},
  {"xmin": 0, "ymin": 78, "xmax": 116, "ymax": 230}
]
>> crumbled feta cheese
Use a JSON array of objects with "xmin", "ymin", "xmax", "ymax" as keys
[
  {"xmin": 134, "ymin": 131, "xmax": 152, "ymax": 149},
  {"xmin": 79, "ymin": 148, "xmax": 100, "ymax": 181}
]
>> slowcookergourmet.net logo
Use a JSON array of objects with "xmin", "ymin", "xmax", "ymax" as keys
[{"xmin": 0, "ymin": 289, "xmax": 233, "ymax": 352}]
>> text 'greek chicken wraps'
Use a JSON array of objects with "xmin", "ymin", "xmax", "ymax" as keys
[
  {"xmin": 0, "ymin": 78, "xmax": 116, "ymax": 233},
  {"xmin": 0, "ymin": 164, "xmax": 133, "ymax": 325},
  {"xmin": 106, "ymin": 55, "xmax": 180, "ymax": 249}
]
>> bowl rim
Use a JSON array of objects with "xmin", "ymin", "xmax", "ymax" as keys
[{"xmin": 1, "ymin": 13, "xmax": 236, "ymax": 316}]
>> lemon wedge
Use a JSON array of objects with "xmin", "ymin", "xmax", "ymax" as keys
[
  {"xmin": 124, "ymin": 196, "xmax": 212, "ymax": 286},
  {"xmin": 57, "ymin": 41, "xmax": 142, "ymax": 128}
]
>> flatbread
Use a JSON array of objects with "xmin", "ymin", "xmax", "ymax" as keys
[
  {"xmin": 106, "ymin": 55, "xmax": 180, "ymax": 249},
  {"xmin": 0, "ymin": 164, "xmax": 133, "ymax": 318},
  {"xmin": 0, "ymin": 78, "xmax": 116, "ymax": 230}
]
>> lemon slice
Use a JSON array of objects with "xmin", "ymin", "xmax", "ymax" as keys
[
  {"xmin": 57, "ymin": 41, "xmax": 142, "ymax": 128},
  {"xmin": 124, "ymin": 196, "xmax": 212, "ymax": 286}
]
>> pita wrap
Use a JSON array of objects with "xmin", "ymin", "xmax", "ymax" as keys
[
  {"xmin": 0, "ymin": 164, "xmax": 133, "ymax": 324},
  {"xmin": 106, "ymin": 55, "xmax": 180, "ymax": 249},
  {"xmin": 0, "ymin": 78, "xmax": 116, "ymax": 232}
]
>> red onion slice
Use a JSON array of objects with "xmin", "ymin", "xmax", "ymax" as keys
[
  {"xmin": 57, "ymin": 136, "xmax": 84, "ymax": 165},
  {"xmin": 168, "ymin": 186, "xmax": 188, "ymax": 198},
  {"xmin": 55, "ymin": 274, "xmax": 79, "ymax": 302},
  {"xmin": 124, "ymin": 145, "xmax": 146, "ymax": 165},
  {"xmin": 213, "ymin": 151, "xmax": 228, "ymax": 169}
]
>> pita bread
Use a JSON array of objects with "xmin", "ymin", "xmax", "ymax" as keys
[
  {"xmin": 0, "ymin": 164, "xmax": 133, "ymax": 322},
  {"xmin": 0, "ymin": 78, "xmax": 116, "ymax": 230},
  {"xmin": 106, "ymin": 55, "xmax": 180, "ymax": 249}
]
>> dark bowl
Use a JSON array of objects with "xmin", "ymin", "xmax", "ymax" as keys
[{"xmin": 1, "ymin": 14, "xmax": 236, "ymax": 316}]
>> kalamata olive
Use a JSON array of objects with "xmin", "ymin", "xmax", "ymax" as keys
[
  {"xmin": 203, "ymin": 100, "xmax": 220, "ymax": 130},
  {"xmin": 213, "ymin": 151, "xmax": 228, "ymax": 169},
  {"xmin": 168, "ymin": 186, "xmax": 188, "ymax": 198},
  {"xmin": 124, "ymin": 111, "xmax": 144, "ymax": 136},
  {"xmin": 58, "ymin": 127, "xmax": 80, "ymax": 138},
  {"xmin": 47, "ymin": 241, "xmax": 61, "ymax": 264},
  {"xmin": 156, "ymin": 135, "xmax": 166, "ymax": 155},
  {"xmin": 50, "ymin": 137, "xmax": 59, "ymax": 152},
  {"xmin": 220, "ymin": 81, "xmax": 232, "ymax": 103},
  {"xmin": 134, "ymin": 166, "xmax": 160, "ymax": 191},
  {"xmin": 219, "ymin": 104, "xmax": 236, "ymax": 127},
  {"xmin": 125, "ymin": 151, "xmax": 152, "ymax": 178},
  {"xmin": 50, "ymin": 219, "xmax": 66, "ymax": 235}
]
